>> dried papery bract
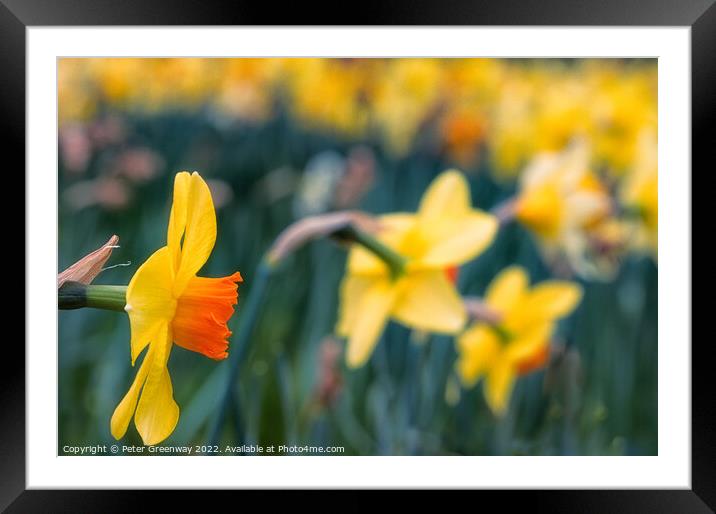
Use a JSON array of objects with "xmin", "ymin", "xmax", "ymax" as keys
[
  {"xmin": 491, "ymin": 198, "xmax": 518, "ymax": 225},
  {"xmin": 58, "ymin": 235, "xmax": 119, "ymax": 288},
  {"xmin": 266, "ymin": 211, "xmax": 382, "ymax": 265},
  {"xmin": 463, "ymin": 296, "xmax": 503, "ymax": 325}
]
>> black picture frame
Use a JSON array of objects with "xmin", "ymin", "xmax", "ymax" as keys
[{"xmin": 5, "ymin": 0, "xmax": 708, "ymax": 510}]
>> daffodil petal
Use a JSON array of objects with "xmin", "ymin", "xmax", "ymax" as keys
[
  {"xmin": 418, "ymin": 170, "xmax": 470, "ymax": 220},
  {"xmin": 558, "ymin": 140, "xmax": 591, "ymax": 191},
  {"xmin": 418, "ymin": 211, "xmax": 498, "ymax": 268},
  {"xmin": 515, "ymin": 182, "xmax": 564, "ymax": 239},
  {"xmin": 525, "ymin": 281, "xmax": 583, "ymax": 320},
  {"xmin": 484, "ymin": 357, "xmax": 516, "ymax": 416},
  {"xmin": 346, "ymin": 246, "xmax": 387, "ymax": 276},
  {"xmin": 455, "ymin": 323, "xmax": 501, "ymax": 387},
  {"xmin": 345, "ymin": 278, "xmax": 396, "ymax": 368},
  {"xmin": 485, "ymin": 266, "xmax": 528, "ymax": 314},
  {"xmin": 110, "ymin": 344, "xmax": 154, "ymax": 440},
  {"xmin": 506, "ymin": 321, "xmax": 553, "ymax": 368},
  {"xmin": 167, "ymin": 171, "xmax": 191, "ymax": 274},
  {"xmin": 125, "ymin": 246, "xmax": 176, "ymax": 365},
  {"xmin": 134, "ymin": 324, "xmax": 179, "ymax": 446},
  {"xmin": 392, "ymin": 271, "xmax": 466, "ymax": 334},
  {"xmin": 171, "ymin": 172, "xmax": 217, "ymax": 296},
  {"xmin": 336, "ymin": 274, "xmax": 373, "ymax": 337},
  {"xmin": 413, "ymin": 170, "xmax": 498, "ymax": 267},
  {"xmin": 520, "ymin": 153, "xmax": 560, "ymax": 190},
  {"xmin": 565, "ymin": 191, "xmax": 610, "ymax": 227}
]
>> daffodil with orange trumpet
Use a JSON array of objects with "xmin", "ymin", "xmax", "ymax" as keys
[
  {"xmin": 111, "ymin": 171, "xmax": 242, "ymax": 445},
  {"xmin": 337, "ymin": 170, "xmax": 498, "ymax": 367},
  {"xmin": 456, "ymin": 266, "xmax": 582, "ymax": 416},
  {"xmin": 513, "ymin": 141, "xmax": 613, "ymax": 277}
]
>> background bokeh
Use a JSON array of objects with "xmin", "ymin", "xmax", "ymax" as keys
[{"xmin": 58, "ymin": 58, "xmax": 657, "ymax": 455}]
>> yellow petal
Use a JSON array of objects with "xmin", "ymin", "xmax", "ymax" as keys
[
  {"xmin": 455, "ymin": 323, "xmax": 501, "ymax": 387},
  {"xmin": 415, "ymin": 170, "xmax": 498, "ymax": 267},
  {"xmin": 347, "ymin": 214, "xmax": 415, "ymax": 275},
  {"xmin": 557, "ymin": 140, "xmax": 591, "ymax": 191},
  {"xmin": 418, "ymin": 212, "xmax": 498, "ymax": 268},
  {"xmin": 519, "ymin": 152, "xmax": 561, "ymax": 191},
  {"xmin": 168, "ymin": 172, "xmax": 217, "ymax": 296},
  {"xmin": 484, "ymin": 356, "xmax": 516, "ymax": 416},
  {"xmin": 336, "ymin": 273, "xmax": 373, "ymax": 336},
  {"xmin": 565, "ymin": 191, "xmax": 610, "ymax": 227},
  {"xmin": 524, "ymin": 281, "xmax": 583, "ymax": 320},
  {"xmin": 110, "ymin": 343, "xmax": 154, "ymax": 440},
  {"xmin": 520, "ymin": 141, "xmax": 589, "ymax": 192},
  {"xmin": 345, "ymin": 278, "xmax": 396, "ymax": 368},
  {"xmin": 515, "ymin": 182, "xmax": 564, "ymax": 239},
  {"xmin": 418, "ymin": 170, "xmax": 471, "ymax": 220},
  {"xmin": 505, "ymin": 321, "xmax": 554, "ymax": 370},
  {"xmin": 391, "ymin": 271, "xmax": 466, "ymax": 334},
  {"xmin": 167, "ymin": 171, "xmax": 191, "ymax": 274},
  {"xmin": 125, "ymin": 246, "xmax": 176, "ymax": 365},
  {"xmin": 485, "ymin": 266, "xmax": 528, "ymax": 314},
  {"xmin": 134, "ymin": 324, "xmax": 179, "ymax": 445}
]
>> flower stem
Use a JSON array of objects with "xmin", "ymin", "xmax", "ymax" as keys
[
  {"xmin": 463, "ymin": 296, "xmax": 503, "ymax": 325},
  {"xmin": 491, "ymin": 197, "xmax": 517, "ymax": 225},
  {"xmin": 86, "ymin": 285, "xmax": 127, "ymax": 312},
  {"xmin": 334, "ymin": 225, "xmax": 407, "ymax": 279},
  {"xmin": 265, "ymin": 211, "xmax": 406, "ymax": 279},
  {"xmin": 58, "ymin": 281, "xmax": 127, "ymax": 312}
]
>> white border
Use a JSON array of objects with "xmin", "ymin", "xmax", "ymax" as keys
[{"xmin": 28, "ymin": 27, "xmax": 691, "ymax": 489}]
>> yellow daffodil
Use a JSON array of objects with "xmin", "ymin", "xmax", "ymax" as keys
[
  {"xmin": 456, "ymin": 266, "xmax": 582, "ymax": 415},
  {"xmin": 111, "ymin": 171, "xmax": 242, "ymax": 445},
  {"xmin": 514, "ymin": 141, "xmax": 612, "ymax": 276},
  {"xmin": 288, "ymin": 58, "xmax": 371, "ymax": 137},
  {"xmin": 337, "ymin": 170, "xmax": 498, "ymax": 368},
  {"xmin": 591, "ymin": 69, "xmax": 657, "ymax": 176},
  {"xmin": 372, "ymin": 59, "xmax": 443, "ymax": 154},
  {"xmin": 620, "ymin": 130, "xmax": 658, "ymax": 258},
  {"xmin": 59, "ymin": 58, "xmax": 657, "ymax": 176}
]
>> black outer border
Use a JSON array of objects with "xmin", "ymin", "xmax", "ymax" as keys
[{"xmin": 5, "ymin": 1, "xmax": 709, "ymax": 510}]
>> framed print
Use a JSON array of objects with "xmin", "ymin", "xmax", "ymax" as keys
[{"xmin": 5, "ymin": 0, "xmax": 711, "ymax": 509}]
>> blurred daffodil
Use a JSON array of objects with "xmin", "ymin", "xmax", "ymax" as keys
[
  {"xmin": 591, "ymin": 69, "xmax": 657, "ymax": 176},
  {"xmin": 456, "ymin": 266, "xmax": 582, "ymax": 415},
  {"xmin": 620, "ymin": 130, "xmax": 658, "ymax": 259},
  {"xmin": 59, "ymin": 58, "xmax": 657, "ymax": 179},
  {"xmin": 337, "ymin": 170, "xmax": 498, "ymax": 367},
  {"xmin": 111, "ymin": 171, "xmax": 242, "ymax": 445},
  {"xmin": 514, "ymin": 142, "xmax": 613, "ymax": 276}
]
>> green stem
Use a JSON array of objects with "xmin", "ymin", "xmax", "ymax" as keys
[
  {"xmin": 491, "ymin": 324, "xmax": 514, "ymax": 344},
  {"xmin": 86, "ymin": 285, "xmax": 127, "ymax": 312},
  {"xmin": 58, "ymin": 282, "xmax": 127, "ymax": 312},
  {"xmin": 334, "ymin": 226, "xmax": 407, "ymax": 279}
]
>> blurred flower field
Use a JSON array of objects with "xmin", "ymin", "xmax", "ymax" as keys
[{"xmin": 58, "ymin": 58, "xmax": 657, "ymax": 456}]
